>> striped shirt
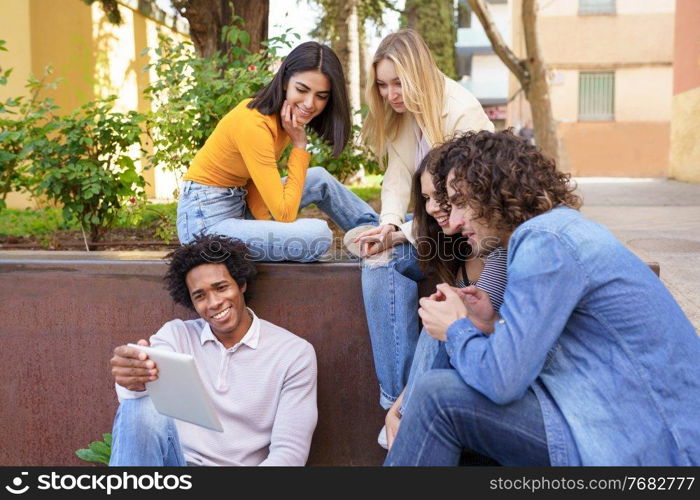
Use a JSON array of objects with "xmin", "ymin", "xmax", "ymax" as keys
[
  {"xmin": 115, "ymin": 309, "xmax": 317, "ymax": 466},
  {"xmin": 455, "ymin": 247, "xmax": 508, "ymax": 312}
]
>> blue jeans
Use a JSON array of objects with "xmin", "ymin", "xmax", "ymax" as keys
[
  {"xmin": 384, "ymin": 370, "xmax": 550, "ymax": 466},
  {"xmin": 177, "ymin": 167, "xmax": 378, "ymax": 262},
  {"xmin": 361, "ymin": 241, "xmax": 424, "ymax": 409},
  {"xmin": 109, "ymin": 398, "xmax": 187, "ymax": 466},
  {"xmin": 400, "ymin": 328, "xmax": 442, "ymax": 414}
]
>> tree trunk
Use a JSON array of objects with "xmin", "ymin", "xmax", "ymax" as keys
[
  {"xmin": 347, "ymin": 1, "xmax": 361, "ymax": 119},
  {"xmin": 402, "ymin": 0, "xmax": 457, "ymax": 79},
  {"xmin": 330, "ymin": 0, "xmax": 364, "ymax": 182},
  {"xmin": 232, "ymin": 0, "xmax": 269, "ymax": 54},
  {"xmin": 94, "ymin": 0, "xmax": 268, "ymax": 57},
  {"xmin": 521, "ymin": 0, "xmax": 560, "ymax": 165},
  {"xmin": 468, "ymin": 0, "xmax": 561, "ymax": 167},
  {"xmin": 359, "ymin": 21, "xmax": 368, "ymax": 108},
  {"xmin": 172, "ymin": 0, "xmax": 269, "ymax": 58},
  {"xmin": 330, "ymin": 1, "xmax": 362, "ymax": 119}
]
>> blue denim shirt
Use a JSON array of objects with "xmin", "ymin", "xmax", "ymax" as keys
[{"xmin": 445, "ymin": 207, "xmax": 700, "ymax": 465}]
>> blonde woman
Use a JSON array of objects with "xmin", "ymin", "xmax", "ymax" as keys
[{"xmin": 346, "ymin": 29, "xmax": 494, "ymax": 416}]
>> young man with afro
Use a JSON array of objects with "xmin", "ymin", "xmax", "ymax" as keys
[{"xmin": 108, "ymin": 234, "xmax": 317, "ymax": 466}]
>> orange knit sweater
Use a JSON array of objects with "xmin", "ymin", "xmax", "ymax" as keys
[{"xmin": 183, "ymin": 98, "xmax": 311, "ymax": 222}]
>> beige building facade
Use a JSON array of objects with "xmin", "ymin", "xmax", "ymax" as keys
[
  {"xmin": 0, "ymin": 0, "xmax": 186, "ymax": 208},
  {"xmin": 508, "ymin": 0, "xmax": 675, "ymax": 177}
]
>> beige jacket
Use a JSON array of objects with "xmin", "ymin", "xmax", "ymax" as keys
[{"xmin": 380, "ymin": 77, "xmax": 494, "ymax": 242}]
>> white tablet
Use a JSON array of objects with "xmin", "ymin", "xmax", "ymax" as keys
[{"xmin": 128, "ymin": 344, "xmax": 224, "ymax": 432}]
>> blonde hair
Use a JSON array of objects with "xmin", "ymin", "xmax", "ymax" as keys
[{"xmin": 362, "ymin": 29, "xmax": 446, "ymax": 165}]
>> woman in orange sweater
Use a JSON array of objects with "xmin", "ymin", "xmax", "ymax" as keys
[{"xmin": 177, "ymin": 42, "xmax": 378, "ymax": 261}]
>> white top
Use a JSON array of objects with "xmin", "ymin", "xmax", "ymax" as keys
[
  {"xmin": 413, "ymin": 120, "xmax": 432, "ymax": 170},
  {"xmin": 116, "ymin": 309, "xmax": 318, "ymax": 466}
]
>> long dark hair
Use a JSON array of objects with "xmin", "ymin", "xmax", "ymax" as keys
[
  {"xmin": 248, "ymin": 42, "xmax": 351, "ymax": 156},
  {"xmin": 412, "ymin": 149, "xmax": 473, "ymax": 285}
]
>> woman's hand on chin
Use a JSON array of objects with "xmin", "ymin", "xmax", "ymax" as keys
[{"xmin": 280, "ymin": 100, "xmax": 307, "ymax": 150}]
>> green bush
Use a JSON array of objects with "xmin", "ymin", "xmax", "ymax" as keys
[
  {"xmin": 28, "ymin": 96, "xmax": 146, "ymax": 243},
  {"xmin": 306, "ymin": 115, "xmax": 381, "ymax": 183},
  {"xmin": 0, "ymin": 40, "xmax": 59, "ymax": 212}
]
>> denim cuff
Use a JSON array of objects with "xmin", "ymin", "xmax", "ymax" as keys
[{"xmin": 445, "ymin": 317, "xmax": 483, "ymax": 359}]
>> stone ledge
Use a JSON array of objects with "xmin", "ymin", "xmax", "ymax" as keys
[{"xmin": 0, "ymin": 252, "xmax": 383, "ymax": 466}]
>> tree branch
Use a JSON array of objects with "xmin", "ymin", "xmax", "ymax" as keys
[
  {"xmin": 467, "ymin": 0, "xmax": 530, "ymax": 89},
  {"xmin": 522, "ymin": 0, "xmax": 541, "ymax": 73}
]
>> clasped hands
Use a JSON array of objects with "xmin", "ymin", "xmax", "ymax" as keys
[{"xmin": 418, "ymin": 283, "xmax": 498, "ymax": 341}]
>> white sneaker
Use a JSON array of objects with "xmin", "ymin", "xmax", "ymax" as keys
[
  {"xmin": 377, "ymin": 425, "xmax": 388, "ymax": 450},
  {"xmin": 343, "ymin": 225, "xmax": 376, "ymax": 258}
]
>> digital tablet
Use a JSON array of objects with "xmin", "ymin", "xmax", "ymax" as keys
[{"xmin": 128, "ymin": 344, "xmax": 224, "ymax": 432}]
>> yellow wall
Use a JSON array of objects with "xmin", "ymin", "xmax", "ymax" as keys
[
  {"xmin": 0, "ymin": 0, "xmax": 32, "ymax": 99},
  {"xmin": 0, "ymin": 1, "xmax": 34, "ymax": 209},
  {"xmin": 29, "ymin": 0, "xmax": 96, "ymax": 112},
  {"xmin": 670, "ymin": 87, "xmax": 700, "ymax": 182},
  {"xmin": 547, "ymin": 70, "xmax": 578, "ymax": 123}
]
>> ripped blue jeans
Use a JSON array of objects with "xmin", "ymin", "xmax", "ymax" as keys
[{"xmin": 361, "ymin": 241, "xmax": 424, "ymax": 409}]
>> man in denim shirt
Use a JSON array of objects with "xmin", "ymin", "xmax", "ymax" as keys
[{"xmin": 386, "ymin": 130, "xmax": 700, "ymax": 466}]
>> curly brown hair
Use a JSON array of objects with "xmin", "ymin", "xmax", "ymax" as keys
[{"xmin": 431, "ymin": 129, "xmax": 581, "ymax": 231}]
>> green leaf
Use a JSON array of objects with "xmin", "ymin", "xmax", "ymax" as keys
[
  {"xmin": 75, "ymin": 448, "xmax": 105, "ymax": 464},
  {"xmin": 88, "ymin": 440, "xmax": 110, "ymax": 458}
]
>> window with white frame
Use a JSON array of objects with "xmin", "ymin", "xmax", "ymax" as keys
[
  {"xmin": 579, "ymin": 0, "xmax": 616, "ymax": 15},
  {"xmin": 578, "ymin": 72, "xmax": 615, "ymax": 121}
]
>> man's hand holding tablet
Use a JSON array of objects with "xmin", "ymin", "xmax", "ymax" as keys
[
  {"xmin": 110, "ymin": 339, "xmax": 158, "ymax": 392},
  {"xmin": 123, "ymin": 343, "xmax": 224, "ymax": 432}
]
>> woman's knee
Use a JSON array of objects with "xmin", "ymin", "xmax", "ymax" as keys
[
  {"xmin": 305, "ymin": 167, "xmax": 338, "ymax": 191},
  {"xmin": 306, "ymin": 166, "xmax": 332, "ymax": 182},
  {"xmin": 291, "ymin": 219, "xmax": 332, "ymax": 262}
]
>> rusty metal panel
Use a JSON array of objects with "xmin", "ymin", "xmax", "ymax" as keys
[{"xmin": 0, "ymin": 255, "xmax": 386, "ymax": 466}]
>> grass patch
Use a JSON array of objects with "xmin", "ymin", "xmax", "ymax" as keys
[
  {"xmin": 348, "ymin": 173, "xmax": 382, "ymax": 203},
  {"xmin": 349, "ymin": 185, "xmax": 381, "ymax": 202},
  {"xmin": 0, "ymin": 201, "xmax": 178, "ymax": 238},
  {"xmin": 0, "ymin": 207, "xmax": 79, "ymax": 238}
]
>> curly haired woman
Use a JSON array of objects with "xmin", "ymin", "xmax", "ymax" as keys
[{"xmin": 387, "ymin": 130, "xmax": 700, "ymax": 466}]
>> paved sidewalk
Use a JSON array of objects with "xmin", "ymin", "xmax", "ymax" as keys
[{"xmin": 576, "ymin": 178, "xmax": 700, "ymax": 331}]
